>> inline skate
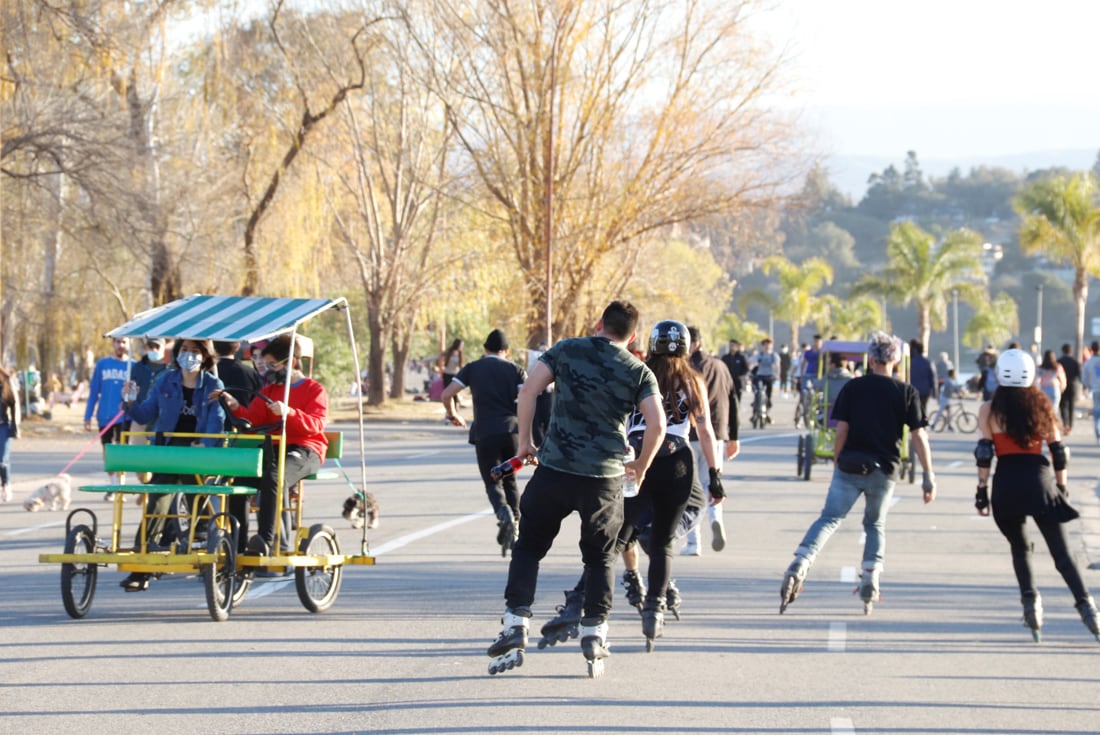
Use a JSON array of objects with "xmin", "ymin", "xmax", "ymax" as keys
[{"xmin": 487, "ymin": 609, "xmax": 529, "ymax": 675}]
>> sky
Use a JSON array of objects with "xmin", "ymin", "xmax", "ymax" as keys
[{"xmin": 754, "ymin": 0, "xmax": 1100, "ymax": 160}]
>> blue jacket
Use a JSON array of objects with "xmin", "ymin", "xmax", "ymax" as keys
[{"xmin": 126, "ymin": 368, "xmax": 226, "ymax": 446}]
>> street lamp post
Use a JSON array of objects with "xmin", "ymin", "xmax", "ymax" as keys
[
  {"xmin": 952, "ymin": 289, "xmax": 959, "ymax": 373},
  {"xmin": 1035, "ymin": 284, "xmax": 1044, "ymax": 351}
]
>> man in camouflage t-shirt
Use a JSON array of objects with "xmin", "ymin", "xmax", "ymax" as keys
[{"xmin": 495, "ymin": 301, "xmax": 666, "ymax": 660}]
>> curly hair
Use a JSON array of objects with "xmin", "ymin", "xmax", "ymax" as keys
[
  {"xmin": 646, "ymin": 352, "xmax": 705, "ymax": 425},
  {"xmin": 989, "ymin": 384, "xmax": 1056, "ymax": 449}
]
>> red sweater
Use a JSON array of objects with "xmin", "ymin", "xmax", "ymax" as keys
[{"xmin": 234, "ymin": 378, "xmax": 329, "ymax": 459}]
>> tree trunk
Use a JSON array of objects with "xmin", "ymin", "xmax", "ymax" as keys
[
  {"xmin": 389, "ymin": 331, "xmax": 411, "ymax": 400},
  {"xmin": 918, "ymin": 303, "xmax": 932, "ymax": 353},
  {"xmin": 1074, "ymin": 268, "xmax": 1088, "ymax": 359},
  {"xmin": 365, "ymin": 301, "xmax": 387, "ymax": 405}
]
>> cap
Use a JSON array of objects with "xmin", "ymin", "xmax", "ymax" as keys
[
  {"xmin": 144, "ymin": 337, "xmax": 163, "ymax": 348},
  {"xmin": 484, "ymin": 329, "xmax": 509, "ymax": 352}
]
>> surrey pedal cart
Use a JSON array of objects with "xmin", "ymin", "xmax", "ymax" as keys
[
  {"xmin": 39, "ymin": 294, "xmax": 375, "ymax": 621},
  {"xmin": 795, "ymin": 339, "xmax": 917, "ymax": 483}
]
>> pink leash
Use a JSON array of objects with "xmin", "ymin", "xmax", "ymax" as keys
[{"xmin": 56, "ymin": 409, "xmax": 126, "ymax": 477}]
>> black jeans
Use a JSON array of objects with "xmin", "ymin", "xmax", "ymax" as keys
[
  {"xmin": 230, "ymin": 440, "xmax": 321, "ymax": 551},
  {"xmin": 474, "ymin": 432, "xmax": 520, "ymax": 517},
  {"xmin": 505, "ymin": 465, "xmax": 624, "ymax": 624}
]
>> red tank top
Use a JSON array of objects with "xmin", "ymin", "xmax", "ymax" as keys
[{"xmin": 992, "ymin": 432, "xmax": 1043, "ymax": 456}]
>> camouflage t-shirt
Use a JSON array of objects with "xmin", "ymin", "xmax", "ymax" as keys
[{"xmin": 537, "ymin": 336, "xmax": 660, "ymax": 477}]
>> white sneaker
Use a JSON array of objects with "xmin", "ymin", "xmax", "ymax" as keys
[{"xmin": 680, "ymin": 544, "xmax": 701, "ymax": 557}]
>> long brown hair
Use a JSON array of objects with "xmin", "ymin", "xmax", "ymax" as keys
[
  {"xmin": 0, "ymin": 367, "xmax": 14, "ymax": 406},
  {"xmin": 989, "ymin": 384, "xmax": 1056, "ymax": 448},
  {"xmin": 646, "ymin": 352, "xmax": 704, "ymax": 424}
]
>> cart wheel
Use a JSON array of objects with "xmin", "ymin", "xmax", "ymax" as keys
[
  {"xmin": 796, "ymin": 435, "xmax": 805, "ymax": 477},
  {"xmin": 61, "ymin": 524, "xmax": 98, "ymax": 619},
  {"xmin": 295, "ymin": 524, "xmax": 343, "ymax": 613},
  {"xmin": 803, "ymin": 435, "xmax": 813, "ymax": 481},
  {"xmin": 231, "ymin": 571, "xmax": 253, "ymax": 609},
  {"xmin": 203, "ymin": 527, "xmax": 236, "ymax": 622}
]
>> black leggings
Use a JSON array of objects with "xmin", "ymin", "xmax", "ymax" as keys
[
  {"xmin": 616, "ymin": 446, "xmax": 694, "ymax": 606},
  {"xmin": 993, "ymin": 509, "xmax": 1090, "ymax": 605}
]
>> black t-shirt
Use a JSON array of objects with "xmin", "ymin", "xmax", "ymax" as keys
[
  {"xmin": 452, "ymin": 355, "xmax": 526, "ymax": 442},
  {"xmin": 831, "ymin": 373, "xmax": 922, "ymax": 478},
  {"xmin": 174, "ymin": 385, "xmax": 199, "ymax": 435},
  {"xmin": 1058, "ymin": 355, "xmax": 1080, "ymax": 385}
]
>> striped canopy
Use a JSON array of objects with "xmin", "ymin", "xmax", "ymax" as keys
[{"xmin": 106, "ymin": 294, "xmax": 345, "ymax": 342}]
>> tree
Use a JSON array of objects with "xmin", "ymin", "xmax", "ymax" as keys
[
  {"xmin": 964, "ymin": 292, "xmax": 1019, "ymax": 350},
  {"xmin": 410, "ymin": 0, "xmax": 803, "ymax": 344},
  {"xmin": 758, "ymin": 255, "xmax": 833, "ymax": 346},
  {"xmin": 1015, "ymin": 172, "xmax": 1100, "ymax": 356},
  {"xmin": 852, "ymin": 222, "xmax": 987, "ymax": 349},
  {"xmin": 822, "ymin": 294, "xmax": 884, "ymax": 340}
]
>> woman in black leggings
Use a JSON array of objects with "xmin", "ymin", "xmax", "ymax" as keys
[{"xmin": 975, "ymin": 348, "xmax": 1099, "ymax": 642}]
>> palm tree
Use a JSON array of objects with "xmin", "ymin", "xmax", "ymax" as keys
[
  {"xmin": 853, "ymin": 222, "xmax": 986, "ymax": 348},
  {"xmin": 1015, "ymin": 173, "xmax": 1100, "ymax": 356},
  {"xmin": 758, "ymin": 256, "xmax": 834, "ymax": 346},
  {"xmin": 821, "ymin": 294, "xmax": 885, "ymax": 340},
  {"xmin": 964, "ymin": 292, "xmax": 1019, "ymax": 350}
]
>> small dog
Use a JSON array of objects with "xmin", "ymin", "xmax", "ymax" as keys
[
  {"xmin": 24, "ymin": 473, "xmax": 73, "ymax": 512},
  {"xmin": 342, "ymin": 490, "xmax": 380, "ymax": 530}
]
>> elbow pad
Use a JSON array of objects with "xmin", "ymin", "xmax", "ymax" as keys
[
  {"xmin": 974, "ymin": 438, "xmax": 995, "ymax": 468},
  {"xmin": 1049, "ymin": 441, "xmax": 1068, "ymax": 471}
]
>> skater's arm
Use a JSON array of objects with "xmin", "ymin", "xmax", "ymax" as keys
[
  {"xmin": 910, "ymin": 426, "xmax": 935, "ymax": 503},
  {"xmin": 516, "ymin": 362, "xmax": 553, "ymax": 458},
  {"xmin": 832, "ymin": 420, "xmax": 849, "ymax": 456}
]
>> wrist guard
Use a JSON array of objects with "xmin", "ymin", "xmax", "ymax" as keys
[
  {"xmin": 975, "ymin": 484, "xmax": 990, "ymax": 512},
  {"xmin": 708, "ymin": 468, "xmax": 725, "ymax": 500},
  {"xmin": 974, "ymin": 438, "xmax": 994, "ymax": 468},
  {"xmin": 1048, "ymin": 441, "xmax": 1068, "ymax": 471}
]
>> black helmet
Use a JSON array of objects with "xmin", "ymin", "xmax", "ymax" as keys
[{"xmin": 649, "ymin": 320, "xmax": 690, "ymax": 356}]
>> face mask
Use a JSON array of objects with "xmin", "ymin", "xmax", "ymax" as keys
[
  {"xmin": 146, "ymin": 350, "xmax": 163, "ymax": 362},
  {"xmin": 177, "ymin": 352, "xmax": 203, "ymax": 373},
  {"xmin": 266, "ymin": 367, "xmax": 288, "ymax": 385}
]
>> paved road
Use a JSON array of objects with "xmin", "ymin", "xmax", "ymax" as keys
[{"xmin": 3, "ymin": 395, "xmax": 1100, "ymax": 734}]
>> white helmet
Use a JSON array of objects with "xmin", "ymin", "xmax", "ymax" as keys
[{"xmin": 996, "ymin": 348, "xmax": 1035, "ymax": 387}]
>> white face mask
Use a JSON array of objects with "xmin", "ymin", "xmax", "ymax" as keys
[
  {"xmin": 177, "ymin": 352, "xmax": 203, "ymax": 373},
  {"xmin": 146, "ymin": 349, "xmax": 163, "ymax": 362}
]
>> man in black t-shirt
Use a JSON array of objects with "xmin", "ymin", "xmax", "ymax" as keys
[
  {"xmin": 213, "ymin": 340, "xmax": 263, "ymax": 431},
  {"xmin": 780, "ymin": 332, "xmax": 936, "ymax": 614},
  {"xmin": 1057, "ymin": 343, "xmax": 1081, "ymax": 433},
  {"xmin": 441, "ymin": 329, "xmax": 527, "ymax": 551}
]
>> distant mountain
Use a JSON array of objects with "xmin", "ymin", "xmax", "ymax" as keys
[{"xmin": 826, "ymin": 149, "xmax": 1098, "ymax": 202}]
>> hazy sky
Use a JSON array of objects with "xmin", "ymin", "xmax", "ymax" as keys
[{"xmin": 756, "ymin": 0, "xmax": 1100, "ymax": 159}]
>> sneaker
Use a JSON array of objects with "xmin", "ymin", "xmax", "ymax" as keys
[
  {"xmin": 711, "ymin": 520, "xmax": 726, "ymax": 552},
  {"xmin": 245, "ymin": 535, "xmax": 271, "ymax": 557},
  {"xmin": 680, "ymin": 544, "xmax": 701, "ymax": 557},
  {"xmin": 120, "ymin": 573, "xmax": 150, "ymax": 592},
  {"xmin": 0, "ymin": 485, "xmax": 10, "ymax": 503}
]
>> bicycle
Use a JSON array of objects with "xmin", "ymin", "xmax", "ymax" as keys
[
  {"xmin": 928, "ymin": 398, "xmax": 978, "ymax": 433},
  {"xmin": 793, "ymin": 379, "xmax": 815, "ymax": 429},
  {"xmin": 750, "ymin": 377, "xmax": 771, "ymax": 429}
]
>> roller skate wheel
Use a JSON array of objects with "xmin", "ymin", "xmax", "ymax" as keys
[
  {"xmin": 586, "ymin": 658, "xmax": 605, "ymax": 678},
  {"xmin": 487, "ymin": 648, "xmax": 524, "ymax": 675}
]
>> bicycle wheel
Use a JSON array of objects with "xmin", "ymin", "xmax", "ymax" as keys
[
  {"xmin": 956, "ymin": 410, "xmax": 979, "ymax": 433},
  {"xmin": 295, "ymin": 524, "xmax": 343, "ymax": 613},
  {"xmin": 61, "ymin": 524, "xmax": 98, "ymax": 619}
]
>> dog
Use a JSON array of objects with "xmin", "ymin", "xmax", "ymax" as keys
[
  {"xmin": 342, "ymin": 490, "xmax": 380, "ymax": 530},
  {"xmin": 23, "ymin": 473, "xmax": 73, "ymax": 512}
]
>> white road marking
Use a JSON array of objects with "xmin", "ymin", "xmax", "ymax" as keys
[
  {"xmin": 740, "ymin": 432, "xmax": 800, "ymax": 444},
  {"xmin": 831, "ymin": 717, "xmax": 856, "ymax": 734},
  {"xmin": 948, "ymin": 460, "xmax": 964, "ymax": 468},
  {"xmin": 247, "ymin": 578, "xmax": 295, "ymax": 599},
  {"xmin": 827, "ymin": 622, "xmax": 847, "ymax": 652},
  {"xmin": 840, "ymin": 566, "xmax": 857, "ymax": 583},
  {"xmin": 3, "ymin": 520, "xmax": 66, "ymax": 537},
  {"xmin": 369, "ymin": 509, "xmax": 494, "ymax": 556}
]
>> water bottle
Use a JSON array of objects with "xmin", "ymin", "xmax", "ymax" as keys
[
  {"xmin": 623, "ymin": 445, "xmax": 639, "ymax": 497},
  {"xmin": 490, "ymin": 456, "xmax": 526, "ymax": 482}
]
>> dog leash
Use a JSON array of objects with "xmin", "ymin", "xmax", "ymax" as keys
[
  {"xmin": 55, "ymin": 409, "xmax": 126, "ymax": 477},
  {"xmin": 331, "ymin": 457, "xmax": 367, "ymax": 499}
]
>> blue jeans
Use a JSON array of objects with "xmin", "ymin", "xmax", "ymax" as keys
[
  {"xmin": 0, "ymin": 422, "xmax": 11, "ymax": 486},
  {"xmin": 1092, "ymin": 392, "xmax": 1100, "ymax": 439},
  {"xmin": 794, "ymin": 467, "xmax": 896, "ymax": 571}
]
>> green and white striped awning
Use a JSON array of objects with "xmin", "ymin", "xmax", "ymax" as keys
[{"xmin": 106, "ymin": 294, "xmax": 345, "ymax": 342}]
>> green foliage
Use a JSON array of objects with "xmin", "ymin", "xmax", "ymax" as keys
[
  {"xmin": 758, "ymin": 255, "xmax": 834, "ymax": 345},
  {"xmin": 964, "ymin": 292, "xmax": 1019, "ymax": 350}
]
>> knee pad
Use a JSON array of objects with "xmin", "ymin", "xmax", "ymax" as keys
[
  {"xmin": 974, "ymin": 438, "xmax": 995, "ymax": 468},
  {"xmin": 1049, "ymin": 441, "xmax": 1068, "ymax": 471}
]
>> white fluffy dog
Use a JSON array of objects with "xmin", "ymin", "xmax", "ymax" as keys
[{"xmin": 23, "ymin": 473, "xmax": 73, "ymax": 512}]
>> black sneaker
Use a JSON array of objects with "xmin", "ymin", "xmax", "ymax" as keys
[
  {"xmin": 245, "ymin": 535, "xmax": 270, "ymax": 557},
  {"xmin": 120, "ymin": 573, "xmax": 150, "ymax": 592}
]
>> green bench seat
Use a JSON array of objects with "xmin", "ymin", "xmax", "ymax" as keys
[{"xmin": 79, "ymin": 444, "xmax": 264, "ymax": 495}]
